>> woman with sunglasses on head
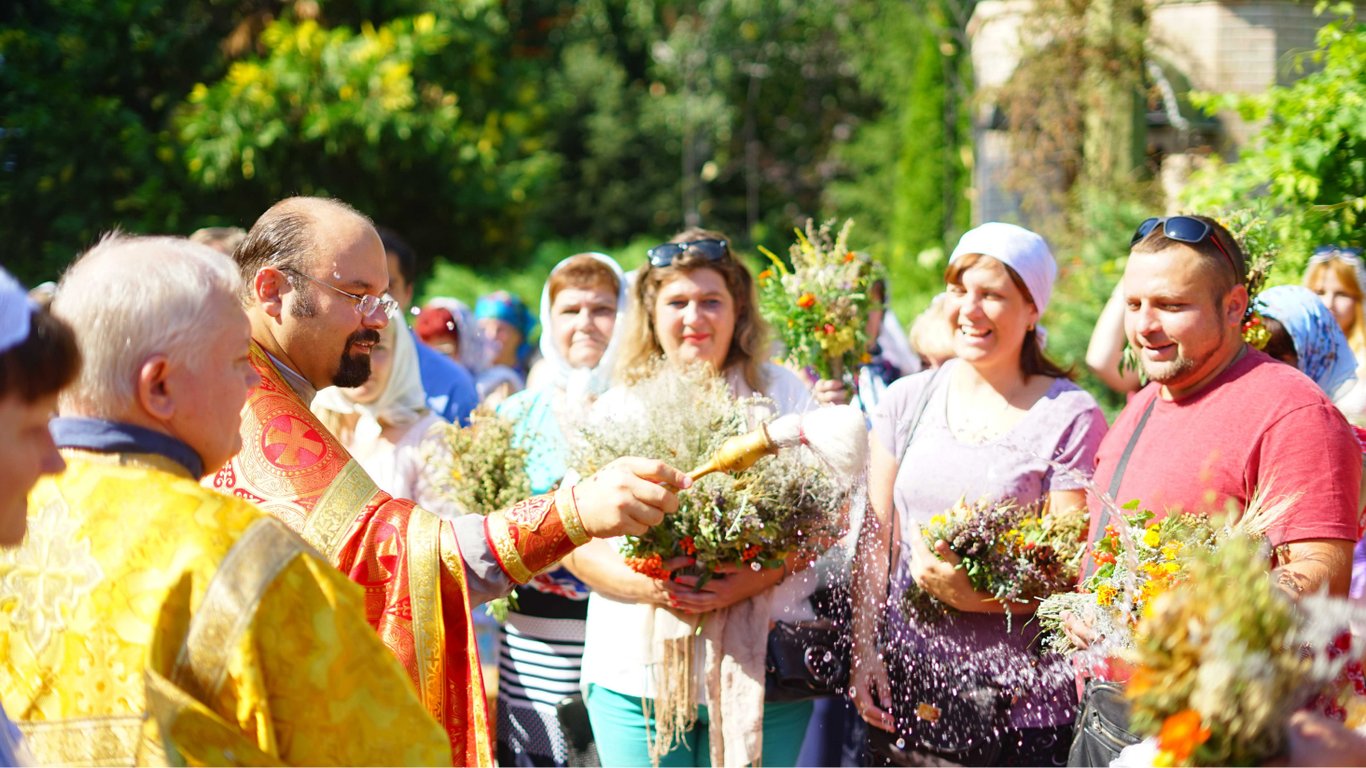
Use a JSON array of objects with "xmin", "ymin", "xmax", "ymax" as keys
[
  {"xmin": 1305, "ymin": 246, "xmax": 1366, "ymax": 425},
  {"xmin": 850, "ymin": 223, "xmax": 1107, "ymax": 767},
  {"xmin": 567, "ymin": 229, "xmax": 819, "ymax": 767}
]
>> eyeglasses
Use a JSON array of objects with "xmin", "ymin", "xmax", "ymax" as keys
[
  {"xmin": 646, "ymin": 239, "xmax": 730, "ymax": 268},
  {"xmin": 281, "ymin": 267, "xmax": 398, "ymax": 318},
  {"xmin": 1131, "ymin": 216, "xmax": 1240, "ymax": 277}
]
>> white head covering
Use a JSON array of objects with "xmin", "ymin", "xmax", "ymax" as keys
[
  {"xmin": 950, "ymin": 222, "xmax": 1056, "ymax": 313},
  {"xmin": 536, "ymin": 252, "xmax": 629, "ymax": 402},
  {"xmin": 949, "ymin": 222, "xmax": 1057, "ymax": 344},
  {"xmin": 0, "ymin": 267, "xmax": 35, "ymax": 354},
  {"xmin": 312, "ymin": 310, "xmax": 428, "ymax": 445}
]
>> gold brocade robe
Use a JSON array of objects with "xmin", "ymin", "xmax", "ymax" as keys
[
  {"xmin": 212, "ymin": 343, "xmax": 587, "ymax": 766},
  {"xmin": 0, "ymin": 450, "xmax": 452, "ymax": 766}
]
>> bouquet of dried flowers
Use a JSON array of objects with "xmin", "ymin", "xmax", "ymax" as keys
[
  {"xmin": 572, "ymin": 363, "xmax": 848, "ymax": 582},
  {"xmin": 757, "ymin": 219, "xmax": 879, "ymax": 382},
  {"xmin": 1122, "ymin": 533, "xmax": 1366, "ymax": 766},
  {"xmin": 426, "ymin": 406, "xmax": 531, "ymax": 516},
  {"xmin": 903, "ymin": 497, "xmax": 1088, "ymax": 625}
]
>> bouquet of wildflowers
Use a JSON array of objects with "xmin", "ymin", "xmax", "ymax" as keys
[
  {"xmin": 572, "ymin": 364, "xmax": 848, "ymax": 582},
  {"xmin": 1036, "ymin": 486, "xmax": 1305, "ymax": 658},
  {"xmin": 757, "ymin": 219, "xmax": 879, "ymax": 382},
  {"xmin": 1121, "ymin": 533, "xmax": 1366, "ymax": 766},
  {"xmin": 1036, "ymin": 504, "xmax": 1217, "ymax": 656},
  {"xmin": 903, "ymin": 497, "xmax": 1088, "ymax": 625},
  {"xmin": 427, "ymin": 407, "xmax": 531, "ymax": 516}
]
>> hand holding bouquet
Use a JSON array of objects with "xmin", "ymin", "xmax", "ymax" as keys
[
  {"xmin": 903, "ymin": 496, "xmax": 1088, "ymax": 625},
  {"xmin": 758, "ymin": 219, "xmax": 879, "ymax": 382}
]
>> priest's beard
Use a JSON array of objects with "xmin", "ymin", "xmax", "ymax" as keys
[
  {"xmin": 291, "ymin": 287, "xmax": 380, "ymax": 388},
  {"xmin": 332, "ymin": 329, "xmax": 381, "ymax": 387}
]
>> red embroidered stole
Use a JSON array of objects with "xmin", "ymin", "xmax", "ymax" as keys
[{"xmin": 211, "ymin": 342, "xmax": 492, "ymax": 765}]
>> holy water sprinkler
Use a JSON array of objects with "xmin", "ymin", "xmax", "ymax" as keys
[{"xmin": 686, "ymin": 404, "xmax": 868, "ymax": 481}]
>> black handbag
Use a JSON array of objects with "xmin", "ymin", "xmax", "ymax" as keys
[
  {"xmin": 764, "ymin": 618, "xmax": 851, "ymax": 700},
  {"xmin": 1065, "ymin": 681, "xmax": 1138, "ymax": 767},
  {"xmin": 764, "ymin": 581, "xmax": 853, "ymax": 701}
]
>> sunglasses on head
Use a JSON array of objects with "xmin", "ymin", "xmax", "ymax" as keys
[
  {"xmin": 646, "ymin": 239, "xmax": 730, "ymax": 268},
  {"xmin": 1131, "ymin": 216, "xmax": 1239, "ymax": 276},
  {"xmin": 1310, "ymin": 245, "xmax": 1364, "ymax": 262}
]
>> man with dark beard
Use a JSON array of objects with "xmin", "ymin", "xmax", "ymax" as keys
[{"xmin": 214, "ymin": 197, "xmax": 691, "ymax": 765}]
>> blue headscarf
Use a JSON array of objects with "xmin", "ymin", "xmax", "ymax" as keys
[
  {"xmin": 475, "ymin": 291, "xmax": 537, "ymax": 367},
  {"xmin": 1258, "ymin": 284, "xmax": 1358, "ymax": 399}
]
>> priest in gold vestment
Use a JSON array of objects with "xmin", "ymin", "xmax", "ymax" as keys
[
  {"xmin": 213, "ymin": 198, "xmax": 689, "ymax": 764},
  {"xmin": 0, "ymin": 236, "xmax": 453, "ymax": 765}
]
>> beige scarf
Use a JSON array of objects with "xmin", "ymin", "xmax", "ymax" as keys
[{"xmin": 645, "ymin": 589, "xmax": 773, "ymax": 767}]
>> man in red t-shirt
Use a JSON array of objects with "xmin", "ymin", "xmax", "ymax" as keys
[{"xmin": 1088, "ymin": 215, "xmax": 1359, "ymax": 596}]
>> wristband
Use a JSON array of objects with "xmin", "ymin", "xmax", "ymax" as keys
[{"xmin": 555, "ymin": 483, "xmax": 591, "ymax": 546}]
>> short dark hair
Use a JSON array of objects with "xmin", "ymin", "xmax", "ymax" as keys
[
  {"xmin": 233, "ymin": 197, "xmax": 371, "ymax": 291},
  {"xmin": 376, "ymin": 225, "xmax": 417, "ymax": 285},
  {"xmin": 1131, "ymin": 215, "xmax": 1246, "ymax": 299},
  {"xmin": 0, "ymin": 307, "xmax": 80, "ymax": 402}
]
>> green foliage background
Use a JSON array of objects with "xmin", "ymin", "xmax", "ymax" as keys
[
  {"xmin": 2, "ymin": 0, "xmax": 1361, "ymax": 409},
  {"xmin": 1, "ymin": 0, "xmax": 971, "ymax": 327}
]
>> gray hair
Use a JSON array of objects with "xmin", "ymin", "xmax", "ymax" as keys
[{"xmin": 52, "ymin": 233, "xmax": 242, "ymax": 418}]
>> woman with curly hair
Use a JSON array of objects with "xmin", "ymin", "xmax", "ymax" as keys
[{"xmin": 569, "ymin": 229, "xmax": 819, "ymax": 767}]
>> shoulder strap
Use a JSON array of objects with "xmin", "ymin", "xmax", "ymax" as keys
[
  {"xmin": 898, "ymin": 364, "xmax": 949, "ymax": 464},
  {"xmin": 1084, "ymin": 396, "xmax": 1158, "ymax": 580},
  {"xmin": 1105, "ymin": 396, "xmax": 1158, "ymax": 501}
]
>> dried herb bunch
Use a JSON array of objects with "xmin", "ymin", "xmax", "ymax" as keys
[{"xmin": 573, "ymin": 362, "xmax": 848, "ymax": 580}]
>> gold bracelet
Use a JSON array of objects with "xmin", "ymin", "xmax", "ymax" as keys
[{"xmin": 556, "ymin": 483, "xmax": 591, "ymax": 546}]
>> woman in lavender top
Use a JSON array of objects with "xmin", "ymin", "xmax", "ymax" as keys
[{"xmin": 849, "ymin": 223, "xmax": 1108, "ymax": 766}]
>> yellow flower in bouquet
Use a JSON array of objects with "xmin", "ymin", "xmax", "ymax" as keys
[
  {"xmin": 903, "ymin": 496, "xmax": 1087, "ymax": 626},
  {"xmin": 1035, "ymin": 504, "xmax": 1217, "ymax": 656},
  {"xmin": 757, "ymin": 219, "xmax": 879, "ymax": 381}
]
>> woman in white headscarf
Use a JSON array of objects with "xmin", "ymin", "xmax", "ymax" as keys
[
  {"xmin": 311, "ymin": 313, "xmax": 460, "ymax": 519},
  {"xmin": 493, "ymin": 252, "xmax": 628, "ymax": 767},
  {"xmin": 849, "ymin": 223, "xmax": 1108, "ymax": 766}
]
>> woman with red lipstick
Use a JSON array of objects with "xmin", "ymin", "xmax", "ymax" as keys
[
  {"xmin": 849, "ymin": 223, "xmax": 1108, "ymax": 766},
  {"xmin": 567, "ymin": 229, "xmax": 820, "ymax": 767}
]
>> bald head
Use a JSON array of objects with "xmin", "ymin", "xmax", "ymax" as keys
[
  {"xmin": 233, "ymin": 197, "xmax": 379, "ymax": 293},
  {"xmin": 234, "ymin": 196, "xmax": 391, "ymax": 392}
]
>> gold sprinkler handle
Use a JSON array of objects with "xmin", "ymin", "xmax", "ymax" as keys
[{"xmin": 687, "ymin": 423, "xmax": 777, "ymax": 481}]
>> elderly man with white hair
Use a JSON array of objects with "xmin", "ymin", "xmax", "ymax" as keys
[{"xmin": 0, "ymin": 235, "xmax": 454, "ymax": 765}]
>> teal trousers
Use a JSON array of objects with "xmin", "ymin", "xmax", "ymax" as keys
[{"xmin": 586, "ymin": 683, "xmax": 813, "ymax": 767}]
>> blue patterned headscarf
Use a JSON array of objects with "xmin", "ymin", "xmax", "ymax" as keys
[{"xmin": 1258, "ymin": 284, "xmax": 1358, "ymax": 398}]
